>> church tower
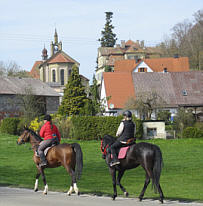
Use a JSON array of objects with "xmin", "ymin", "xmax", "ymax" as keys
[
  {"xmin": 41, "ymin": 45, "xmax": 48, "ymax": 61},
  {"xmin": 50, "ymin": 29, "xmax": 62, "ymax": 56}
]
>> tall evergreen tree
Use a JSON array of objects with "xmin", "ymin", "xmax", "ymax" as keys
[
  {"xmin": 58, "ymin": 64, "xmax": 87, "ymax": 116},
  {"xmin": 89, "ymin": 75, "xmax": 101, "ymax": 115},
  {"xmin": 99, "ymin": 12, "xmax": 117, "ymax": 47}
]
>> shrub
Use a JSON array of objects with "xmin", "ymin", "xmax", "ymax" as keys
[
  {"xmin": 70, "ymin": 116, "xmax": 143, "ymax": 140},
  {"xmin": 17, "ymin": 117, "xmax": 28, "ymax": 135},
  {"xmin": 0, "ymin": 117, "xmax": 20, "ymax": 135},
  {"xmin": 52, "ymin": 115, "xmax": 71, "ymax": 138},
  {"xmin": 183, "ymin": 127, "xmax": 203, "ymax": 138},
  {"xmin": 29, "ymin": 117, "xmax": 43, "ymax": 133}
]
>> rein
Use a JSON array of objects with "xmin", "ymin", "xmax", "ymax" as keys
[{"xmin": 100, "ymin": 139, "xmax": 109, "ymax": 156}]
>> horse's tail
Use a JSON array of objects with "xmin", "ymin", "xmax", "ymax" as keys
[
  {"xmin": 71, "ymin": 143, "xmax": 83, "ymax": 180},
  {"xmin": 152, "ymin": 145, "xmax": 163, "ymax": 193}
]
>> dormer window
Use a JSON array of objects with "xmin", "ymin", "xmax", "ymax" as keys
[
  {"xmin": 182, "ymin": 89, "xmax": 187, "ymax": 96},
  {"xmin": 138, "ymin": 67, "xmax": 147, "ymax": 72},
  {"xmin": 163, "ymin": 68, "xmax": 168, "ymax": 73}
]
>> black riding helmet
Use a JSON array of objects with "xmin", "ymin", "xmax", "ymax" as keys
[
  {"xmin": 123, "ymin": 110, "xmax": 132, "ymax": 118},
  {"xmin": 44, "ymin": 114, "xmax": 52, "ymax": 121}
]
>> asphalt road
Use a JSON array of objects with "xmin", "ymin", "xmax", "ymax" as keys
[{"xmin": 0, "ymin": 187, "xmax": 203, "ymax": 206}]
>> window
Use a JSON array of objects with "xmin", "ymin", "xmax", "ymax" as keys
[
  {"xmin": 138, "ymin": 67, "xmax": 147, "ymax": 72},
  {"xmin": 147, "ymin": 128, "xmax": 157, "ymax": 137},
  {"xmin": 52, "ymin": 70, "xmax": 56, "ymax": 82},
  {"xmin": 182, "ymin": 89, "xmax": 187, "ymax": 96},
  {"xmin": 68, "ymin": 69, "xmax": 72, "ymax": 76},
  {"xmin": 60, "ymin": 69, "xmax": 64, "ymax": 85},
  {"xmin": 163, "ymin": 68, "xmax": 168, "ymax": 73}
]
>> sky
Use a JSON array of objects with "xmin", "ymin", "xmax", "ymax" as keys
[{"xmin": 0, "ymin": 0, "xmax": 202, "ymax": 82}]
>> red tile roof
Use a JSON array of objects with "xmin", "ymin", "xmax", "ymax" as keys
[
  {"xmin": 103, "ymin": 71, "xmax": 203, "ymax": 109},
  {"xmin": 48, "ymin": 53, "xmax": 75, "ymax": 64},
  {"xmin": 29, "ymin": 61, "xmax": 42, "ymax": 79},
  {"xmin": 114, "ymin": 57, "xmax": 189, "ymax": 73},
  {"xmin": 144, "ymin": 57, "xmax": 189, "ymax": 72},
  {"xmin": 114, "ymin": 59, "xmax": 138, "ymax": 73},
  {"xmin": 103, "ymin": 72, "xmax": 135, "ymax": 108}
]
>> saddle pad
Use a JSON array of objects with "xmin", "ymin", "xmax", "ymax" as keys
[
  {"xmin": 111, "ymin": 146, "xmax": 130, "ymax": 160},
  {"xmin": 118, "ymin": 146, "xmax": 129, "ymax": 159},
  {"xmin": 35, "ymin": 147, "xmax": 52, "ymax": 157}
]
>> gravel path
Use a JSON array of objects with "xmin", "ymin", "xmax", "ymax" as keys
[{"xmin": 0, "ymin": 187, "xmax": 203, "ymax": 206}]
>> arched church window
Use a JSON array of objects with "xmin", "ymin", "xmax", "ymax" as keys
[
  {"xmin": 60, "ymin": 69, "xmax": 64, "ymax": 85},
  {"xmin": 52, "ymin": 70, "xmax": 56, "ymax": 82}
]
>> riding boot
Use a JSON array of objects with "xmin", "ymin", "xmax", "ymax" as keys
[
  {"xmin": 39, "ymin": 153, "xmax": 47, "ymax": 167},
  {"xmin": 110, "ymin": 148, "xmax": 120, "ymax": 167}
]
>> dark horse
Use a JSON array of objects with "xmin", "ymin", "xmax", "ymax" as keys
[
  {"xmin": 17, "ymin": 127, "xmax": 83, "ymax": 195},
  {"xmin": 101, "ymin": 135, "xmax": 164, "ymax": 203}
]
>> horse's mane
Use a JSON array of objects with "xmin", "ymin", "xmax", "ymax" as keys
[
  {"xmin": 103, "ymin": 134, "xmax": 116, "ymax": 144},
  {"xmin": 26, "ymin": 128, "xmax": 42, "ymax": 142}
]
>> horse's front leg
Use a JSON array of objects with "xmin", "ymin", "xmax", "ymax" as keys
[
  {"xmin": 117, "ymin": 170, "xmax": 128, "ymax": 197},
  {"xmin": 109, "ymin": 167, "xmax": 117, "ymax": 200},
  {"xmin": 38, "ymin": 167, "xmax": 48, "ymax": 195},
  {"xmin": 34, "ymin": 168, "xmax": 41, "ymax": 192}
]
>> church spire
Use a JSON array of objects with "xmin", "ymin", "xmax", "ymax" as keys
[
  {"xmin": 54, "ymin": 28, "xmax": 58, "ymax": 44},
  {"xmin": 50, "ymin": 29, "xmax": 62, "ymax": 56}
]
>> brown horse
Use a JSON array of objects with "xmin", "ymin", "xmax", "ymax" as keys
[{"xmin": 17, "ymin": 127, "xmax": 83, "ymax": 195}]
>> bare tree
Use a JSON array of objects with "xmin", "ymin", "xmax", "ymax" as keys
[
  {"xmin": 0, "ymin": 60, "xmax": 29, "ymax": 77},
  {"xmin": 125, "ymin": 91, "xmax": 166, "ymax": 120},
  {"xmin": 15, "ymin": 86, "xmax": 46, "ymax": 124},
  {"xmin": 158, "ymin": 10, "xmax": 203, "ymax": 70}
]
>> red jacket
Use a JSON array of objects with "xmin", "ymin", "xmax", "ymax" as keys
[{"xmin": 40, "ymin": 121, "xmax": 61, "ymax": 142}]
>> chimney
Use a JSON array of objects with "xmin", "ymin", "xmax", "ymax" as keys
[
  {"xmin": 121, "ymin": 40, "xmax": 125, "ymax": 48},
  {"xmin": 136, "ymin": 40, "xmax": 140, "ymax": 46},
  {"xmin": 140, "ymin": 40, "xmax": 144, "ymax": 48}
]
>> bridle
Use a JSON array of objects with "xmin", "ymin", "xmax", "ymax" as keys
[{"xmin": 100, "ymin": 139, "xmax": 110, "ymax": 156}]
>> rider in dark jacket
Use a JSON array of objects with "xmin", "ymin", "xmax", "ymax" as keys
[{"xmin": 110, "ymin": 110, "xmax": 136, "ymax": 167}]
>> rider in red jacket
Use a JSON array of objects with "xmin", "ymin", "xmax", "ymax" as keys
[
  {"xmin": 38, "ymin": 114, "xmax": 61, "ymax": 167},
  {"xmin": 40, "ymin": 121, "xmax": 61, "ymax": 142}
]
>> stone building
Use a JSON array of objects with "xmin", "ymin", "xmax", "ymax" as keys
[
  {"xmin": 96, "ymin": 40, "xmax": 161, "ymax": 85},
  {"xmin": 30, "ymin": 29, "xmax": 89, "ymax": 96},
  {"xmin": 0, "ymin": 77, "xmax": 60, "ymax": 120}
]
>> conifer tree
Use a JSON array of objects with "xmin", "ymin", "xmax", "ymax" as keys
[
  {"xmin": 89, "ymin": 75, "xmax": 101, "ymax": 114},
  {"xmin": 58, "ymin": 64, "xmax": 87, "ymax": 116},
  {"xmin": 99, "ymin": 12, "xmax": 117, "ymax": 47}
]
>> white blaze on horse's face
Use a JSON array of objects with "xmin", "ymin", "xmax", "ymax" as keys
[{"xmin": 17, "ymin": 130, "xmax": 30, "ymax": 144}]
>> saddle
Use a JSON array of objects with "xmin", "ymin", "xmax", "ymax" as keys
[
  {"xmin": 112, "ymin": 138, "xmax": 136, "ymax": 160},
  {"xmin": 35, "ymin": 142, "xmax": 58, "ymax": 157}
]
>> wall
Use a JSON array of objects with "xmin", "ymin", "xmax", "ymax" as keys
[
  {"xmin": 0, "ymin": 94, "xmax": 59, "ymax": 120},
  {"xmin": 143, "ymin": 121, "xmax": 166, "ymax": 139}
]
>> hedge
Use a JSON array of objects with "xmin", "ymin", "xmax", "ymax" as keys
[
  {"xmin": 70, "ymin": 115, "xmax": 143, "ymax": 140},
  {"xmin": 182, "ymin": 127, "xmax": 203, "ymax": 138},
  {"xmin": 0, "ymin": 117, "xmax": 20, "ymax": 135}
]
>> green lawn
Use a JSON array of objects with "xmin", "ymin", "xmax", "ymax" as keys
[{"xmin": 0, "ymin": 133, "xmax": 203, "ymax": 201}]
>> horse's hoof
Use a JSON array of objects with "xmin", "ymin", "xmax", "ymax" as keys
[
  {"xmin": 43, "ymin": 192, "xmax": 47, "ymax": 195},
  {"xmin": 124, "ymin": 192, "xmax": 129, "ymax": 197},
  {"xmin": 77, "ymin": 191, "xmax": 80, "ymax": 196},
  {"xmin": 160, "ymin": 198, "xmax": 164, "ymax": 204},
  {"xmin": 112, "ymin": 195, "xmax": 116, "ymax": 200},
  {"xmin": 34, "ymin": 189, "xmax": 38, "ymax": 192},
  {"xmin": 139, "ymin": 196, "xmax": 143, "ymax": 201}
]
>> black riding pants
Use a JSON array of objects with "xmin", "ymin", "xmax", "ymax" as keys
[{"xmin": 110, "ymin": 141, "xmax": 124, "ymax": 161}]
